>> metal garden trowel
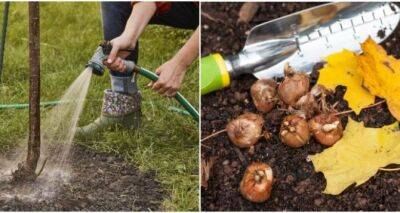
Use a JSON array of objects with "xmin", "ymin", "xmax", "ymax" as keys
[{"xmin": 201, "ymin": 2, "xmax": 400, "ymax": 95}]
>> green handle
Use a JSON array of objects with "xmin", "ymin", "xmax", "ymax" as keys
[
  {"xmin": 135, "ymin": 66, "xmax": 199, "ymax": 122},
  {"xmin": 201, "ymin": 54, "xmax": 230, "ymax": 95}
]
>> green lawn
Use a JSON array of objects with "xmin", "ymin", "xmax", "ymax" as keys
[{"xmin": 0, "ymin": 2, "xmax": 199, "ymax": 211}]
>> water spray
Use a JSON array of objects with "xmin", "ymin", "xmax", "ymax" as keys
[{"xmin": 86, "ymin": 41, "xmax": 199, "ymax": 122}]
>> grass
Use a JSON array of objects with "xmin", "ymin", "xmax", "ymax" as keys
[{"xmin": 0, "ymin": 2, "xmax": 199, "ymax": 211}]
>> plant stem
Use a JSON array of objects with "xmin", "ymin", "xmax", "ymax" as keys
[
  {"xmin": 334, "ymin": 100, "xmax": 386, "ymax": 116},
  {"xmin": 379, "ymin": 166, "xmax": 400, "ymax": 172},
  {"xmin": 201, "ymin": 129, "xmax": 226, "ymax": 142}
]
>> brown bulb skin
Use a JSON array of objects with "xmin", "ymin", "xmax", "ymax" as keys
[
  {"xmin": 226, "ymin": 113, "xmax": 264, "ymax": 148},
  {"xmin": 280, "ymin": 114, "xmax": 310, "ymax": 148},
  {"xmin": 295, "ymin": 93, "xmax": 319, "ymax": 118},
  {"xmin": 250, "ymin": 79, "xmax": 277, "ymax": 113},
  {"xmin": 309, "ymin": 114, "xmax": 343, "ymax": 146},
  {"xmin": 240, "ymin": 162, "xmax": 274, "ymax": 203},
  {"xmin": 278, "ymin": 73, "xmax": 310, "ymax": 106}
]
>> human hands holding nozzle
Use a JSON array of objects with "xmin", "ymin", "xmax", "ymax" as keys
[
  {"xmin": 102, "ymin": 35, "xmax": 134, "ymax": 72},
  {"xmin": 103, "ymin": 26, "xmax": 199, "ymax": 97},
  {"xmin": 102, "ymin": 40, "xmax": 185, "ymax": 97}
]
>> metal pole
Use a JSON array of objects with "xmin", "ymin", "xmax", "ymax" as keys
[
  {"xmin": 26, "ymin": 1, "xmax": 40, "ymax": 173},
  {"xmin": 0, "ymin": 2, "xmax": 9, "ymax": 82}
]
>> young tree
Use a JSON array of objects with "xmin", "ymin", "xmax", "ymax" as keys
[{"xmin": 12, "ymin": 2, "xmax": 41, "ymax": 182}]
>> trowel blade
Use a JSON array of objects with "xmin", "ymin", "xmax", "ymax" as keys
[{"xmin": 248, "ymin": 2, "xmax": 400, "ymax": 79}]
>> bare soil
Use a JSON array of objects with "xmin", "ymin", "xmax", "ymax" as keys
[
  {"xmin": 0, "ymin": 145, "xmax": 166, "ymax": 211},
  {"xmin": 201, "ymin": 2, "xmax": 400, "ymax": 211}
]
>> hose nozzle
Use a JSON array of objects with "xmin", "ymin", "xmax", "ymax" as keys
[
  {"xmin": 86, "ymin": 41, "xmax": 114, "ymax": 76},
  {"xmin": 87, "ymin": 41, "xmax": 136, "ymax": 76},
  {"xmin": 86, "ymin": 45, "xmax": 106, "ymax": 76}
]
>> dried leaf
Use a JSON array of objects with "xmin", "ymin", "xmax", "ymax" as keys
[
  {"xmin": 317, "ymin": 37, "xmax": 400, "ymax": 120},
  {"xmin": 201, "ymin": 156, "xmax": 217, "ymax": 188},
  {"xmin": 317, "ymin": 49, "xmax": 375, "ymax": 114},
  {"xmin": 359, "ymin": 38, "xmax": 400, "ymax": 120},
  {"xmin": 309, "ymin": 118, "xmax": 400, "ymax": 195}
]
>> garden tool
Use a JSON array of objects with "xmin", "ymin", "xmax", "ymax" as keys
[
  {"xmin": 201, "ymin": 2, "xmax": 400, "ymax": 95},
  {"xmin": 85, "ymin": 41, "xmax": 199, "ymax": 121}
]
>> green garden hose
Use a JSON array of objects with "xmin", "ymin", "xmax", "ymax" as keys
[
  {"xmin": 87, "ymin": 42, "xmax": 199, "ymax": 122},
  {"xmin": 0, "ymin": 66, "xmax": 198, "ymax": 119},
  {"xmin": 0, "ymin": 100, "xmax": 60, "ymax": 109},
  {"xmin": 134, "ymin": 65, "xmax": 199, "ymax": 121},
  {"xmin": 0, "ymin": 100, "xmax": 191, "ymax": 117},
  {"xmin": 168, "ymin": 106, "xmax": 190, "ymax": 116}
]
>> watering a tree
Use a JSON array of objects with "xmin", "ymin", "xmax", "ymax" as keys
[
  {"xmin": 11, "ymin": 2, "xmax": 42, "ymax": 183},
  {"xmin": 0, "ymin": 1, "xmax": 199, "ymax": 210}
]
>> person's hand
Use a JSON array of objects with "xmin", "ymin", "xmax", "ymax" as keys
[
  {"xmin": 103, "ymin": 34, "xmax": 135, "ymax": 72},
  {"xmin": 150, "ymin": 58, "xmax": 188, "ymax": 97},
  {"xmin": 150, "ymin": 27, "xmax": 198, "ymax": 97},
  {"xmin": 102, "ymin": 2, "xmax": 156, "ymax": 72}
]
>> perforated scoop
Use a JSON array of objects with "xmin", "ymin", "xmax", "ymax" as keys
[
  {"xmin": 200, "ymin": 2, "xmax": 400, "ymax": 95},
  {"xmin": 249, "ymin": 2, "xmax": 400, "ymax": 79}
]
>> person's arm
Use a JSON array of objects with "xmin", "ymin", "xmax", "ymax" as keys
[
  {"xmin": 104, "ymin": 2, "xmax": 156, "ymax": 70},
  {"xmin": 152, "ymin": 26, "xmax": 200, "ymax": 97}
]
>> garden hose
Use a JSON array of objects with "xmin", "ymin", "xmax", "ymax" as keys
[
  {"xmin": 133, "ymin": 65, "xmax": 199, "ymax": 121},
  {"xmin": 168, "ymin": 106, "xmax": 190, "ymax": 116},
  {"xmin": 0, "ymin": 100, "xmax": 60, "ymax": 109},
  {"xmin": 0, "ymin": 100, "xmax": 191, "ymax": 116},
  {"xmin": 87, "ymin": 42, "xmax": 199, "ymax": 122}
]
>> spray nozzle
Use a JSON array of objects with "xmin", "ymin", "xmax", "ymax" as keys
[
  {"xmin": 85, "ymin": 41, "xmax": 113, "ymax": 76},
  {"xmin": 87, "ymin": 41, "xmax": 136, "ymax": 76},
  {"xmin": 86, "ymin": 45, "xmax": 106, "ymax": 76}
]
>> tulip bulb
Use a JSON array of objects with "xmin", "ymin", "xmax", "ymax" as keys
[
  {"xmin": 250, "ymin": 79, "xmax": 278, "ymax": 113},
  {"xmin": 278, "ymin": 64, "xmax": 310, "ymax": 106},
  {"xmin": 309, "ymin": 113, "xmax": 343, "ymax": 146},
  {"xmin": 280, "ymin": 114, "xmax": 310, "ymax": 148},
  {"xmin": 226, "ymin": 113, "xmax": 264, "ymax": 148},
  {"xmin": 240, "ymin": 162, "xmax": 274, "ymax": 203}
]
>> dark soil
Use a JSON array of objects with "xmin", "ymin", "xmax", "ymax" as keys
[
  {"xmin": 201, "ymin": 2, "xmax": 400, "ymax": 211},
  {"xmin": 0, "ymin": 145, "xmax": 166, "ymax": 211}
]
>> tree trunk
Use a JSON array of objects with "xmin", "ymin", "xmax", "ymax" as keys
[
  {"xmin": 12, "ymin": 2, "xmax": 40, "ymax": 183},
  {"xmin": 26, "ymin": 1, "xmax": 41, "ymax": 173}
]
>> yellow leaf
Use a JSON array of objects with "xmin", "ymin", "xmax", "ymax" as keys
[
  {"xmin": 359, "ymin": 38, "xmax": 400, "ymax": 120},
  {"xmin": 317, "ymin": 50, "xmax": 375, "ymax": 114},
  {"xmin": 309, "ymin": 119, "xmax": 400, "ymax": 195}
]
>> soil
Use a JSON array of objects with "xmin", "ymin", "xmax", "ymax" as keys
[
  {"xmin": 0, "ymin": 145, "xmax": 166, "ymax": 211},
  {"xmin": 201, "ymin": 2, "xmax": 400, "ymax": 211}
]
